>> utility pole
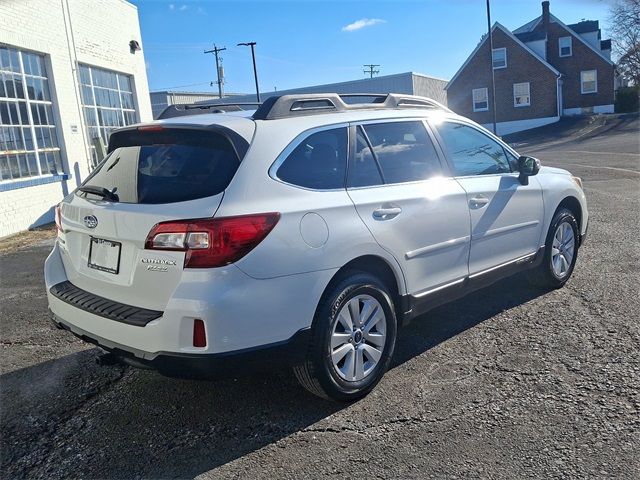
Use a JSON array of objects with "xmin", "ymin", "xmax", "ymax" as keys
[
  {"xmin": 486, "ymin": 0, "xmax": 498, "ymax": 135},
  {"xmin": 363, "ymin": 64, "xmax": 380, "ymax": 78},
  {"xmin": 204, "ymin": 44, "xmax": 226, "ymax": 98},
  {"xmin": 238, "ymin": 41, "xmax": 260, "ymax": 102}
]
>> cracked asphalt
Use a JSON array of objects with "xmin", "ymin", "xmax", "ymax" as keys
[{"xmin": 1, "ymin": 114, "xmax": 638, "ymax": 479}]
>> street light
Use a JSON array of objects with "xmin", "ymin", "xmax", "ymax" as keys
[{"xmin": 237, "ymin": 41, "xmax": 260, "ymax": 102}]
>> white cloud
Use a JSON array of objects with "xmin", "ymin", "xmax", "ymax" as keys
[
  {"xmin": 168, "ymin": 4, "xmax": 175, "ymax": 10},
  {"xmin": 179, "ymin": 4, "xmax": 188, "ymax": 11},
  {"xmin": 342, "ymin": 18, "xmax": 386, "ymax": 32}
]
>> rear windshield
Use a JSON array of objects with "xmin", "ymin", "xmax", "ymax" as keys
[{"xmin": 78, "ymin": 129, "xmax": 239, "ymax": 204}]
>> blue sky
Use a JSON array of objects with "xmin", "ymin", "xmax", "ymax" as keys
[{"xmin": 130, "ymin": 0, "xmax": 612, "ymax": 94}]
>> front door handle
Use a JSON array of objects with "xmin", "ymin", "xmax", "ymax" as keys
[
  {"xmin": 469, "ymin": 196, "xmax": 489, "ymax": 208},
  {"xmin": 373, "ymin": 207, "xmax": 402, "ymax": 220}
]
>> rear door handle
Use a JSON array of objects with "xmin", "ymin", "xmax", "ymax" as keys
[
  {"xmin": 373, "ymin": 207, "xmax": 402, "ymax": 220},
  {"xmin": 469, "ymin": 196, "xmax": 489, "ymax": 208}
]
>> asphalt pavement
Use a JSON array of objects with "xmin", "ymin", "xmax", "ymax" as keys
[{"xmin": 1, "ymin": 114, "xmax": 638, "ymax": 479}]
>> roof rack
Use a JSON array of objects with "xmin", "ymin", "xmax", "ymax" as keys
[
  {"xmin": 252, "ymin": 93, "xmax": 451, "ymax": 120},
  {"xmin": 157, "ymin": 102, "xmax": 261, "ymax": 119}
]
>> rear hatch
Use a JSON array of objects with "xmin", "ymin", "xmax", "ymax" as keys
[{"xmin": 57, "ymin": 125, "xmax": 250, "ymax": 311}]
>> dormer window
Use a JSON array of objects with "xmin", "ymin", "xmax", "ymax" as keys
[
  {"xmin": 492, "ymin": 48, "xmax": 507, "ymax": 69},
  {"xmin": 559, "ymin": 36, "xmax": 572, "ymax": 57}
]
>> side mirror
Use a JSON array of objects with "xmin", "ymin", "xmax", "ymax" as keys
[{"xmin": 518, "ymin": 156, "xmax": 541, "ymax": 185}]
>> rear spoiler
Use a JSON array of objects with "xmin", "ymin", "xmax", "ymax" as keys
[{"xmin": 107, "ymin": 123, "xmax": 251, "ymax": 161}]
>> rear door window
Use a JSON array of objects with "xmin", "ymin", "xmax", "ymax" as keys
[
  {"xmin": 358, "ymin": 121, "xmax": 443, "ymax": 184},
  {"xmin": 348, "ymin": 126, "xmax": 384, "ymax": 188},
  {"xmin": 276, "ymin": 127, "xmax": 347, "ymax": 190},
  {"xmin": 79, "ymin": 128, "xmax": 239, "ymax": 204}
]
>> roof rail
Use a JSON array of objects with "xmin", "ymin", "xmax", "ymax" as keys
[
  {"xmin": 252, "ymin": 93, "xmax": 450, "ymax": 120},
  {"xmin": 157, "ymin": 102, "xmax": 261, "ymax": 119}
]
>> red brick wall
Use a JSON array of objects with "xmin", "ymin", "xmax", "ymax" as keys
[
  {"xmin": 545, "ymin": 22, "xmax": 615, "ymax": 110},
  {"xmin": 447, "ymin": 28, "xmax": 558, "ymax": 124}
]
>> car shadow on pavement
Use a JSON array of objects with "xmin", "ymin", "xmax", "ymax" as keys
[{"xmin": 0, "ymin": 274, "xmax": 546, "ymax": 479}]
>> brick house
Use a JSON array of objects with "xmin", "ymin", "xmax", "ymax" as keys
[{"xmin": 446, "ymin": 1, "xmax": 615, "ymax": 135}]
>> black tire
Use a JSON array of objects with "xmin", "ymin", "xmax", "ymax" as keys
[
  {"xmin": 293, "ymin": 272, "xmax": 397, "ymax": 402},
  {"xmin": 528, "ymin": 208, "xmax": 580, "ymax": 289}
]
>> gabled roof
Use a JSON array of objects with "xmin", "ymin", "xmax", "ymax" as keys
[
  {"xmin": 513, "ymin": 13, "xmax": 612, "ymax": 66},
  {"xmin": 513, "ymin": 17, "xmax": 542, "ymax": 34},
  {"xmin": 567, "ymin": 20, "xmax": 599, "ymax": 34},
  {"xmin": 446, "ymin": 22, "xmax": 559, "ymax": 90},
  {"xmin": 549, "ymin": 14, "xmax": 613, "ymax": 65}
]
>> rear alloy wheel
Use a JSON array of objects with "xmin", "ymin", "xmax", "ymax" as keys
[
  {"xmin": 330, "ymin": 294, "xmax": 387, "ymax": 382},
  {"xmin": 294, "ymin": 272, "xmax": 397, "ymax": 401},
  {"xmin": 528, "ymin": 208, "xmax": 580, "ymax": 289}
]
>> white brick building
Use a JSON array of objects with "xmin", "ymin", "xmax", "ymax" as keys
[{"xmin": 0, "ymin": 0, "xmax": 151, "ymax": 237}]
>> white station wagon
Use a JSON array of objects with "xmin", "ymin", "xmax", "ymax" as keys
[{"xmin": 46, "ymin": 94, "xmax": 588, "ymax": 401}]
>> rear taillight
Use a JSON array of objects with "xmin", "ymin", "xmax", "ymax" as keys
[
  {"xmin": 144, "ymin": 213, "xmax": 280, "ymax": 268},
  {"xmin": 54, "ymin": 204, "xmax": 62, "ymax": 233}
]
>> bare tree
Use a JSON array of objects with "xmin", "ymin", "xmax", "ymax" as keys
[{"xmin": 609, "ymin": 0, "xmax": 640, "ymax": 84}]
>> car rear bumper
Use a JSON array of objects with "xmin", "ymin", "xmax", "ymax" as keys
[
  {"xmin": 45, "ymin": 240, "xmax": 335, "ymax": 361},
  {"xmin": 50, "ymin": 311, "xmax": 310, "ymax": 379}
]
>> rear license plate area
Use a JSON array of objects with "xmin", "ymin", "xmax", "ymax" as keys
[{"xmin": 88, "ymin": 237, "xmax": 121, "ymax": 274}]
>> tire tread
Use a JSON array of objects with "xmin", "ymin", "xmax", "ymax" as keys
[{"xmin": 293, "ymin": 271, "xmax": 396, "ymax": 402}]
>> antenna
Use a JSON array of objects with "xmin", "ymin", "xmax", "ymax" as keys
[
  {"xmin": 204, "ymin": 44, "xmax": 227, "ymax": 98},
  {"xmin": 363, "ymin": 64, "xmax": 380, "ymax": 78}
]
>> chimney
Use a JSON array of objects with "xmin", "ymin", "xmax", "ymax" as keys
[
  {"xmin": 542, "ymin": 1, "xmax": 550, "ymax": 26},
  {"xmin": 542, "ymin": 1, "xmax": 551, "ymax": 60}
]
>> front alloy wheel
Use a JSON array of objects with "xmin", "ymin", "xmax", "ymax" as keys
[
  {"xmin": 551, "ymin": 221, "xmax": 575, "ymax": 279},
  {"xmin": 528, "ymin": 208, "xmax": 580, "ymax": 289}
]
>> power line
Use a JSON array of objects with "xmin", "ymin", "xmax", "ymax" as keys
[
  {"xmin": 155, "ymin": 81, "xmax": 213, "ymax": 91},
  {"xmin": 204, "ymin": 44, "xmax": 226, "ymax": 98},
  {"xmin": 363, "ymin": 64, "xmax": 380, "ymax": 78}
]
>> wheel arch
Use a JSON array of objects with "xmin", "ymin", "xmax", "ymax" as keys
[
  {"xmin": 316, "ymin": 255, "xmax": 407, "ymax": 324},
  {"xmin": 556, "ymin": 196, "xmax": 582, "ymax": 231}
]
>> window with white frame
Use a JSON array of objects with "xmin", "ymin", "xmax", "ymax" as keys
[
  {"xmin": 559, "ymin": 36, "xmax": 572, "ymax": 57},
  {"xmin": 78, "ymin": 64, "xmax": 137, "ymax": 167},
  {"xmin": 513, "ymin": 82, "xmax": 530, "ymax": 107},
  {"xmin": 581, "ymin": 70, "xmax": 597, "ymax": 94},
  {"xmin": 492, "ymin": 48, "xmax": 507, "ymax": 69},
  {"xmin": 472, "ymin": 88, "xmax": 489, "ymax": 112},
  {"xmin": 0, "ymin": 45, "xmax": 63, "ymax": 182}
]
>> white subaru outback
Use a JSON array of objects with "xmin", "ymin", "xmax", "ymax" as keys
[{"xmin": 46, "ymin": 94, "xmax": 588, "ymax": 401}]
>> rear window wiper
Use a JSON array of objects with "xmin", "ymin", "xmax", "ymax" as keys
[{"xmin": 77, "ymin": 186, "xmax": 119, "ymax": 202}]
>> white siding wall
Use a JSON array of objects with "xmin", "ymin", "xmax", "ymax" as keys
[
  {"xmin": 0, "ymin": 0, "xmax": 151, "ymax": 238},
  {"xmin": 525, "ymin": 40, "xmax": 547, "ymax": 60},
  {"xmin": 579, "ymin": 31, "xmax": 600, "ymax": 50}
]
